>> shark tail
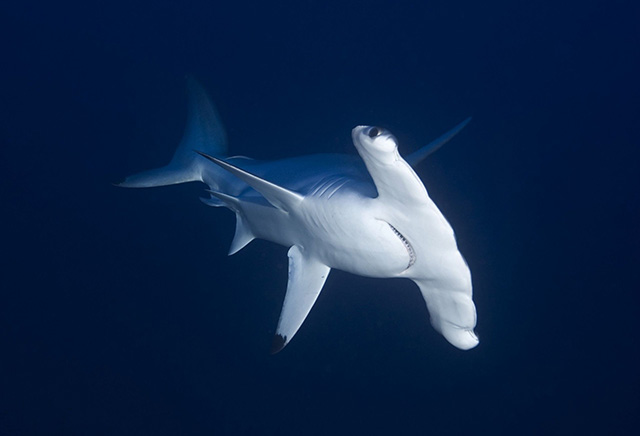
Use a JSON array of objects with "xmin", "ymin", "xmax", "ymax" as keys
[{"xmin": 118, "ymin": 76, "xmax": 228, "ymax": 188}]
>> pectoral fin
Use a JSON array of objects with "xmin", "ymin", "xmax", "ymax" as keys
[
  {"xmin": 195, "ymin": 151, "xmax": 304, "ymax": 211},
  {"xmin": 271, "ymin": 246, "xmax": 331, "ymax": 353}
]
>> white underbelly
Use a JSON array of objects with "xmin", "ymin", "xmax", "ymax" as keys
[{"xmin": 302, "ymin": 210, "xmax": 412, "ymax": 278}]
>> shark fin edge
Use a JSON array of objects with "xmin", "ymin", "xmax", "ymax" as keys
[
  {"xmin": 202, "ymin": 190, "xmax": 255, "ymax": 255},
  {"xmin": 270, "ymin": 334, "xmax": 287, "ymax": 354},
  {"xmin": 228, "ymin": 213, "xmax": 255, "ymax": 255},
  {"xmin": 272, "ymin": 246, "xmax": 331, "ymax": 352},
  {"xmin": 195, "ymin": 151, "xmax": 304, "ymax": 211},
  {"xmin": 118, "ymin": 77, "xmax": 227, "ymax": 188}
]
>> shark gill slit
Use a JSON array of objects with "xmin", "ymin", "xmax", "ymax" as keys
[{"xmin": 387, "ymin": 223, "xmax": 416, "ymax": 270}]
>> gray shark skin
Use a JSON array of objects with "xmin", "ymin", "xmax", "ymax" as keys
[{"xmin": 120, "ymin": 78, "xmax": 478, "ymax": 353}]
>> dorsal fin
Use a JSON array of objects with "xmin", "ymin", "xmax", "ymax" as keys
[{"xmin": 196, "ymin": 151, "xmax": 304, "ymax": 211}]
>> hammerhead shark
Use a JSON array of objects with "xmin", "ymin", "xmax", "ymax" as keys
[{"xmin": 120, "ymin": 78, "xmax": 479, "ymax": 353}]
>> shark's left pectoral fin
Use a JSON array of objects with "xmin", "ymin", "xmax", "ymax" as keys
[
  {"xmin": 271, "ymin": 246, "xmax": 331, "ymax": 354},
  {"xmin": 195, "ymin": 151, "xmax": 304, "ymax": 211}
]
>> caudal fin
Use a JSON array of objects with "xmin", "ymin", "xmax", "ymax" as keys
[{"xmin": 119, "ymin": 77, "xmax": 228, "ymax": 188}]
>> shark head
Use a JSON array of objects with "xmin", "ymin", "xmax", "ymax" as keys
[{"xmin": 352, "ymin": 124, "xmax": 479, "ymax": 350}]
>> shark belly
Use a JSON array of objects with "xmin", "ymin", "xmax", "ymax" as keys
[
  {"xmin": 227, "ymin": 186, "xmax": 411, "ymax": 277},
  {"xmin": 293, "ymin": 194, "xmax": 412, "ymax": 278}
]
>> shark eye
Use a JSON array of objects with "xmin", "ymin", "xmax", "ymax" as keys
[{"xmin": 367, "ymin": 127, "xmax": 381, "ymax": 138}]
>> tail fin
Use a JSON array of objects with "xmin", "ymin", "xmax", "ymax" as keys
[{"xmin": 119, "ymin": 77, "xmax": 228, "ymax": 188}]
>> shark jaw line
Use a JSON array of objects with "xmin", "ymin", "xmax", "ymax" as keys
[{"xmin": 387, "ymin": 223, "xmax": 416, "ymax": 270}]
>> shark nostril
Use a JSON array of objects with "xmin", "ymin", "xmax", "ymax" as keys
[{"xmin": 367, "ymin": 127, "xmax": 380, "ymax": 138}]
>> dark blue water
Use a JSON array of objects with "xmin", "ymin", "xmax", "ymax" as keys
[{"xmin": 2, "ymin": 1, "xmax": 638, "ymax": 434}]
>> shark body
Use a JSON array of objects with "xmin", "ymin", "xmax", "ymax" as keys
[{"xmin": 121, "ymin": 79, "xmax": 479, "ymax": 353}]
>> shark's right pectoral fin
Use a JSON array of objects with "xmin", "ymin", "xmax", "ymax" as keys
[{"xmin": 271, "ymin": 246, "xmax": 331, "ymax": 354}]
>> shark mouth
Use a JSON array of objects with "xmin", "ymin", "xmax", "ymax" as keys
[{"xmin": 388, "ymin": 223, "xmax": 416, "ymax": 270}]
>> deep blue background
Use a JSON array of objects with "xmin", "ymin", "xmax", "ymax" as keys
[{"xmin": 1, "ymin": 0, "xmax": 638, "ymax": 434}]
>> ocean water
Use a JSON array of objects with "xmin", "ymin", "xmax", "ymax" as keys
[{"xmin": 1, "ymin": 1, "xmax": 638, "ymax": 434}]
